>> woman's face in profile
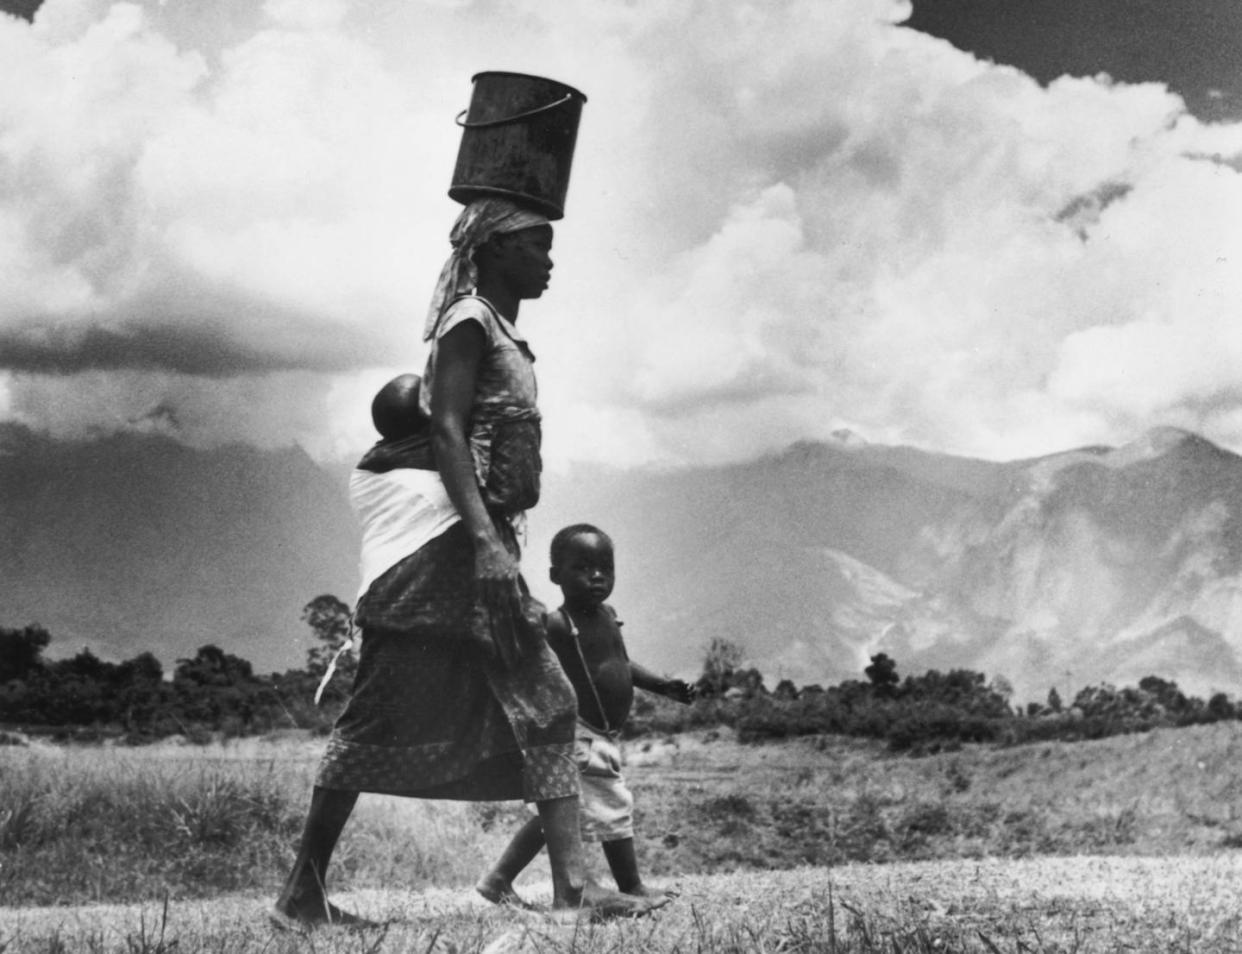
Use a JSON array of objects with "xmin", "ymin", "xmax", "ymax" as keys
[{"xmin": 488, "ymin": 225, "xmax": 554, "ymax": 299}]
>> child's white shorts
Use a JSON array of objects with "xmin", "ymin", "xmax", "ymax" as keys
[{"xmin": 574, "ymin": 721, "xmax": 634, "ymax": 842}]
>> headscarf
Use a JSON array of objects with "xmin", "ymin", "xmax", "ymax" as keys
[{"xmin": 423, "ymin": 198, "xmax": 551, "ymax": 341}]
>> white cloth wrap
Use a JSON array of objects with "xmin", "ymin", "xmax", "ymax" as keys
[{"xmin": 349, "ymin": 467, "xmax": 460, "ymax": 603}]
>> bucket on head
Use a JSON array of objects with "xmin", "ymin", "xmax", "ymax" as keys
[{"xmin": 449, "ymin": 72, "xmax": 587, "ymax": 221}]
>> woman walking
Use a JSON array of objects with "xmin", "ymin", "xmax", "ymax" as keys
[{"xmin": 274, "ymin": 199, "xmax": 659, "ymax": 927}]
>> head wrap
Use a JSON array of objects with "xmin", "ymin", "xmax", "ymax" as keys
[{"xmin": 423, "ymin": 198, "xmax": 551, "ymax": 340}]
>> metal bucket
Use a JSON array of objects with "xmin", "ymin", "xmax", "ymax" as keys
[{"xmin": 449, "ymin": 72, "xmax": 587, "ymax": 221}]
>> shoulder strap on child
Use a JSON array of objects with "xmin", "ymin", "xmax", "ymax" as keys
[{"xmin": 559, "ymin": 606, "xmax": 612, "ymax": 735}]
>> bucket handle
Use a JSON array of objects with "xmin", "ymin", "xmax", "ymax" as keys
[{"xmin": 456, "ymin": 93, "xmax": 575, "ymax": 129}]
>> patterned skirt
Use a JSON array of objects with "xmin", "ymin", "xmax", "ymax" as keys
[{"xmin": 315, "ymin": 521, "xmax": 578, "ymax": 802}]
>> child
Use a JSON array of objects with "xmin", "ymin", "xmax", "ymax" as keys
[
  {"xmin": 477, "ymin": 523, "xmax": 696, "ymax": 906},
  {"xmin": 348, "ymin": 373, "xmax": 446, "ymax": 607},
  {"xmin": 369, "ymin": 372, "xmax": 430, "ymax": 444}
]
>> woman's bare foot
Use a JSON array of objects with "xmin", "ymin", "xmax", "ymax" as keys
[
  {"xmin": 272, "ymin": 895, "xmax": 377, "ymax": 929},
  {"xmin": 475, "ymin": 873, "xmax": 536, "ymax": 910},
  {"xmin": 550, "ymin": 880, "xmax": 670, "ymax": 922}
]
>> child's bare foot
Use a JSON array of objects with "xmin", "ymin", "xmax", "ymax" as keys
[
  {"xmin": 550, "ymin": 880, "xmax": 670, "ymax": 922},
  {"xmin": 475, "ymin": 873, "xmax": 536, "ymax": 910},
  {"xmin": 623, "ymin": 882, "xmax": 680, "ymax": 900}
]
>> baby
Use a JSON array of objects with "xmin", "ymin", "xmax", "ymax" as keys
[
  {"xmin": 369, "ymin": 372, "xmax": 429, "ymax": 444},
  {"xmin": 477, "ymin": 523, "xmax": 695, "ymax": 905}
]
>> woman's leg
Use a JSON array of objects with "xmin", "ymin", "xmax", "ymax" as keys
[
  {"xmin": 275, "ymin": 786, "xmax": 364, "ymax": 925},
  {"xmin": 539, "ymin": 795, "xmax": 668, "ymax": 916},
  {"xmin": 538, "ymin": 795, "xmax": 588, "ymax": 905}
]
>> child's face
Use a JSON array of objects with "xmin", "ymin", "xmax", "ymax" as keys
[
  {"xmin": 551, "ymin": 532, "xmax": 615, "ymax": 610},
  {"xmin": 487, "ymin": 225, "xmax": 554, "ymax": 300}
]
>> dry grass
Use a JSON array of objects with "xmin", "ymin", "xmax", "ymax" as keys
[
  {"xmin": 5, "ymin": 723, "xmax": 1242, "ymax": 950},
  {"xmin": 4, "ymin": 858, "xmax": 1242, "ymax": 952}
]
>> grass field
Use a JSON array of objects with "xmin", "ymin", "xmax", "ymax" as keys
[{"xmin": 4, "ymin": 722, "xmax": 1242, "ymax": 951}]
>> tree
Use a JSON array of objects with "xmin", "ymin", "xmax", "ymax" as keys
[
  {"xmin": 990, "ymin": 675, "xmax": 1014, "ymax": 702},
  {"xmin": 173, "ymin": 645, "xmax": 261, "ymax": 728},
  {"xmin": 1046, "ymin": 686, "xmax": 1063, "ymax": 713},
  {"xmin": 698, "ymin": 637, "xmax": 744, "ymax": 697},
  {"xmin": 174, "ymin": 645, "xmax": 254, "ymax": 687},
  {"xmin": 774, "ymin": 679, "xmax": 799, "ymax": 701},
  {"xmin": 114, "ymin": 652, "xmax": 167, "ymax": 731},
  {"xmin": 117, "ymin": 651, "xmax": 163, "ymax": 685},
  {"xmin": 865, "ymin": 653, "xmax": 900, "ymax": 697},
  {"xmin": 302, "ymin": 594, "xmax": 357, "ymax": 683},
  {"xmin": 0, "ymin": 625, "xmax": 51, "ymax": 683},
  {"xmin": 1208, "ymin": 692, "xmax": 1235, "ymax": 720},
  {"xmin": 1137, "ymin": 675, "xmax": 1188, "ymax": 715}
]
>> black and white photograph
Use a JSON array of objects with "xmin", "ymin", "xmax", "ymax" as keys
[{"xmin": 2, "ymin": 0, "xmax": 1242, "ymax": 949}]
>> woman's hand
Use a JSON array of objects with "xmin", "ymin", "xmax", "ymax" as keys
[{"xmin": 473, "ymin": 534, "xmax": 522, "ymax": 612}]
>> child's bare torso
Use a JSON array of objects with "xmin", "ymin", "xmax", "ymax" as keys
[{"xmin": 547, "ymin": 605, "xmax": 633, "ymax": 732}]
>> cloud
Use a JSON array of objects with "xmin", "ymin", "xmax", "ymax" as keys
[
  {"xmin": 554, "ymin": 2, "xmax": 1242, "ymax": 465},
  {"xmin": 1, "ymin": 1, "xmax": 436, "ymax": 352},
  {"xmin": 1, "ymin": 0, "xmax": 1241, "ymax": 467}
]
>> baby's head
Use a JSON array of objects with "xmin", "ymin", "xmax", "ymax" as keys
[
  {"xmin": 549, "ymin": 523, "xmax": 615, "ymax": 610},
  {"xmin": 371, "ymin": 373, "xmax": 428, "ymax": 441}
]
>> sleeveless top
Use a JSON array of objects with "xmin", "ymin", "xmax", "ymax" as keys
[{"xmin": 420, "ymin": 296, "xmax": 542, "ymax": 516}]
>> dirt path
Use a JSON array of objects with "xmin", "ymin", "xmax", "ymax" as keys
[{"xmin": 4, "ymin": 855, "xmax": 1242, "ymax": 952}]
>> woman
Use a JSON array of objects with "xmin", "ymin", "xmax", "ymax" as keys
[{"xmin": 274, "ymin": 199, "xmax": 659, "ymax": 927}]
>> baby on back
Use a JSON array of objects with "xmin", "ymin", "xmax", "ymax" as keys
[
  {"xmin": 370, "ymin": 372, "xmax": 430, "ymax": 445},
  {"xmin": 349, "ymin": 373, "xmax": 450, "ymax": 603}
]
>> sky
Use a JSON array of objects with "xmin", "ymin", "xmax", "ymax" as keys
[
  {"xmin": 1, "ymin": 0, "xmax": 1241, "ymax": 472},
  {"xmin": 906, "ymin": 0, "xmax": 1242, "ymax": 125}
]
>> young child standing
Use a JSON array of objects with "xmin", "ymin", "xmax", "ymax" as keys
[{"xmin": 477, "ymin": 523, "xmax": 696, "ymax": 906}]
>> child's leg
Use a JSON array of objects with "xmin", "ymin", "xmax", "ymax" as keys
[
  {"xmin": 476, "ymin": 813, "xmax": 545, "ymax": 907},
  {"xmin": 601, "ymin": 837, "xmax": 644, "ymax": 895},
  {"xmin": 540, "ymin": 795, "xmax": 665, "ymax": 917},
  {"xmin": 601, "ymin": 838, "xmax": 677, "ymax": 898}
]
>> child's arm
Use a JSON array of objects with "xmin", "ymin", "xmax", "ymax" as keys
[{"xmin": 631, "ymin": 661, "xmax": 696, "ymax": 704}]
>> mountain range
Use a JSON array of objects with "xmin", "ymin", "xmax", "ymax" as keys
[
  {"xmin": 4, "ymin": 422, "xmax": 1242, "ymax": 702},
  {"xmin": 0, "ymin": 423, "xmax": 358, "ymax": 676}
]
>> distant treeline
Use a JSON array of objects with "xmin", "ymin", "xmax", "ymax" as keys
[
  {"xmin": 3, "ymin": 606, "xmax": 1241, "ymax": 752},
  {"xmin": 0, "ymin": 595, "xmax": 358, "ymax": 742},
  {"xmin": 640, "ymin": 642, "xmax": 1242, "ymax": 753}
]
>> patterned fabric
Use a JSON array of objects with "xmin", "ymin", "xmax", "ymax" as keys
[
  {"xmin": 348, "ymin": 467, "xmax": 459, "ymax": 603},
  {"xmin": 575, "ymin": 721, "xmax": 635, "ymax": 842},
  {"xmin": 419, "ymin": 296, "xmax": 541, "ymax": 517},
  {"xmin": 481, "ymin": 416, "xmax": 541, "ymax": 514},
  {"xmin": 355, "ymin": 519, "xmax": 545, "ymax": 667},
  {"xmin": 316, "ymin": 565, "xmax": 578, "ymax": 801}
]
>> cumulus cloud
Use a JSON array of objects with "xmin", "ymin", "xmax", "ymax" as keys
[{"xmin": 1, "ymin": 0, "xmax": 1241, "ymax": 465}]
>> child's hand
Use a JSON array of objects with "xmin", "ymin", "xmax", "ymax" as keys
[{"xmin": 665, "ymin": 679, "xmax": 697, "ymax": 705}]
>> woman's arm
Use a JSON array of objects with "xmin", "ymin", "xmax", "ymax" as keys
[{"xmin": 430, "ymin": 321, "xmax": 520, "ymax": 611}]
